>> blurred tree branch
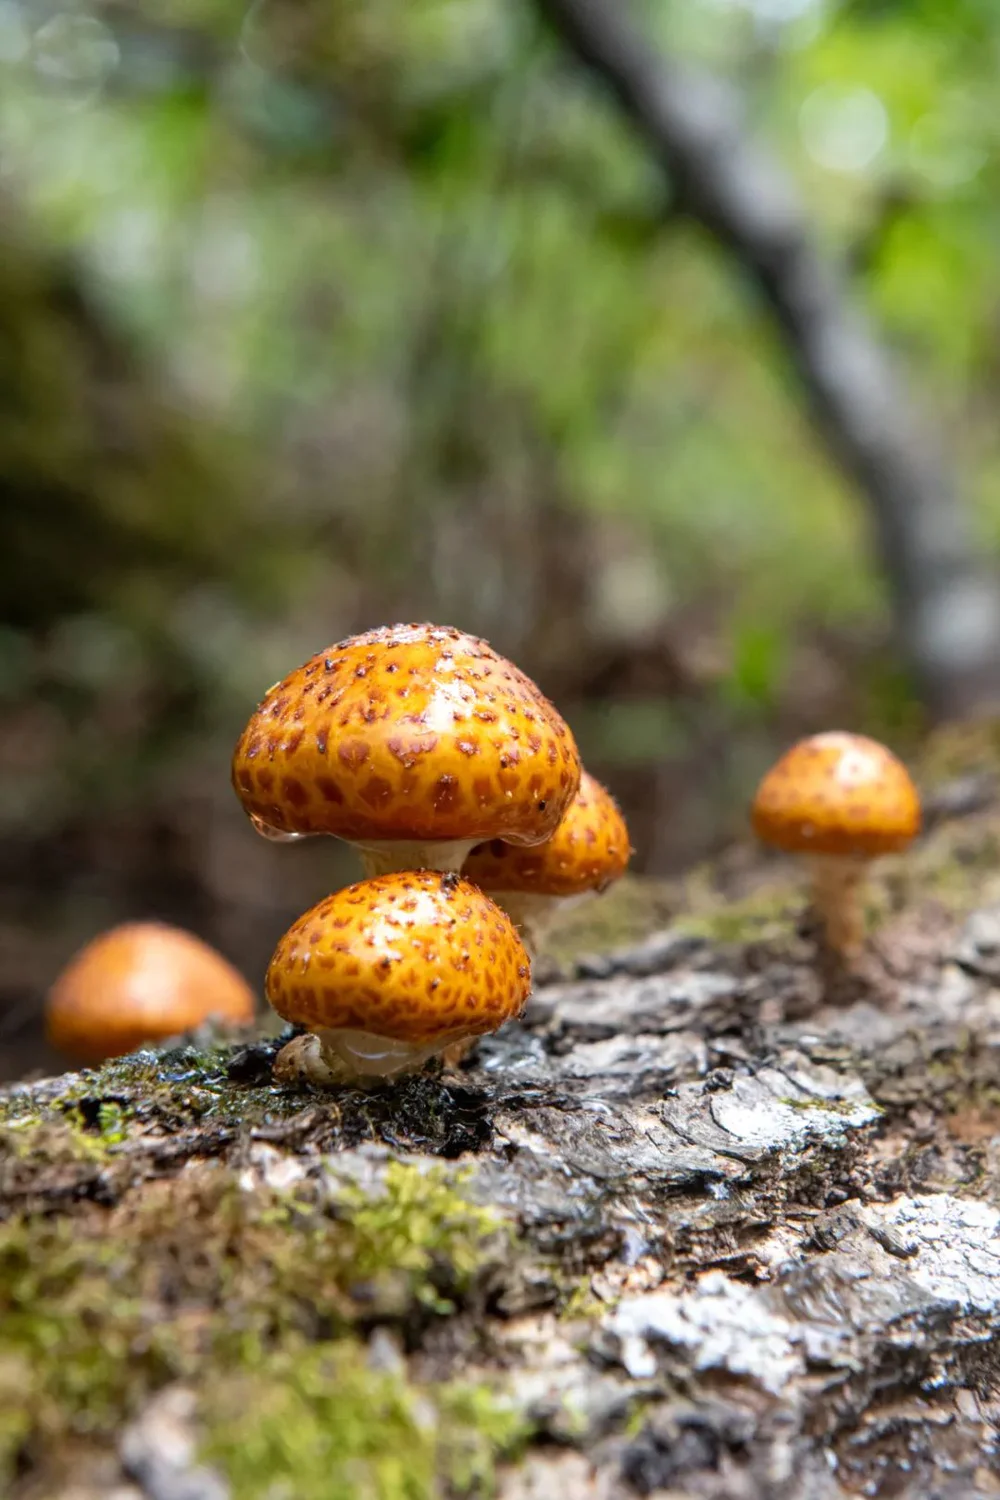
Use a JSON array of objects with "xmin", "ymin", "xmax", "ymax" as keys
[{"xmin": 534, "ymin": 0, "xmax": 1000, "ymax": 721}]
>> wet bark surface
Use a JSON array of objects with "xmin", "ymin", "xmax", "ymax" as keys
[{"xmin": 6, "ymin": 852, "xmax": 1000, "ymax": 1499}]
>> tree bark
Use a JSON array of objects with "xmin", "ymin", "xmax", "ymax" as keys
[
  {"xmin": 5, "ymin": 843, "xmax": 1000, "ymax": 1496},
  {"xmin": 534, "ymin": 0, "xmax": 1000, "ymax": 721}
]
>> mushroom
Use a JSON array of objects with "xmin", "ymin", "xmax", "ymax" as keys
[
  {"xmin": 46, "ymin": 922, "xmax": 256, "ymax": 1064},
  {"xmin": 231, "ymin": 623, "xmax": 581, "ymax": 876},
  {"xmin": 266, "ymin": 870, "xmax": 531, "ymax": 1086},
  {"xmin": 751, "ymin": 731, "xmax": 921, "ymax": 958},
  {"xmin": 463, "ymin": 771, "xmax": 632, "ymax": 952}
]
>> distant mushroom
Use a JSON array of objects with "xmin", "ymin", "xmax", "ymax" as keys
[
  {"xmin": 231, "ymin": 623, "xmax": 581, "ymax": 876},
  {"xmin": 751, "ymin": 732, "xmax": 921, "ymax": 958},
  {"xmin": 266, "ymin": 870, "xmax": 531, "ymax": 1086},
  {"xmin": 463, "ymin": 771, "xmax": 632, "ymax": 952},
  {"xmin": 46, "ymin": 922, "xmax": 256, "ymax": 1064}
]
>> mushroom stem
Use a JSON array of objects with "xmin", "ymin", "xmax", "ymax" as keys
[
  {"xmin": 274, "ymin": 1028, "xmax": 448, "ymax": 1088},
  {"xmin": 355, "ymin": 839, "xmax": 478, "ymax": 877},
  {"xmin": 441, "ymin": 1037, "xmax": 478, "ymax": 1070},
  {"xmin": 807, "ymin": 855, "xmax": 868, "ymax": 958},
  {"xmin": 482, "ymin": 890, "xmax": 592, "ymax": 959}
]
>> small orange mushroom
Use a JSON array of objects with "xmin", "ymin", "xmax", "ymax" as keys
[
  {"xmin": 751, "ymin": 731, "xmax": 921, "ymax": 958},
  {"xmin": 231, "ymin": 623, "xmax": 582, "ymax": 876},
  {"xmin": 463, "ymin": 771, "xmax": 632, "ymax": 952},
  {"xmin": 46, "ymin": 922, "xmax": 256, "ymax": 1064},
  {"xmin": 266, "ymin": 870, "xmax": 531, "ymax": 1086}
]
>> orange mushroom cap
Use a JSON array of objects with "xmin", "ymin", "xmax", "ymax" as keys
[
  {"xmin": 266, "ymin": 871, "xmax": 531, "ymax": 1047},
  {"xmin": 232, "ymin": 624, "xmax": 581, "ymax": 848},
  {"xmin": 751, "ymin": 732, "xmax": 921, "ymax": 859},
  {"xmin": 464, "ymin": 771, "xmax": 631, "ymax": 897},
  {"xmin": 46, "ymin": 922, "xmax": 256, "ymax": 1065}
]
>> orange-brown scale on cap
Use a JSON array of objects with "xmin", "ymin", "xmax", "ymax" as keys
[
  {"xmin": 46, "ymin": 922, "xmax": 256, "ymax": 1065},
  {"xmin": 232, "ymin": 625, "xmax": 581, "ymax": 864},
  {"xmin": 266, "ymin": 871, "xmax": 531, "ymax": 1085},
  {"xmin": 464, "ymin": 772, "xmax": 631, "ymax": 899},
  {"xmin": 751, "ymin": 731, "xmax": 920, "ymax": 859}
]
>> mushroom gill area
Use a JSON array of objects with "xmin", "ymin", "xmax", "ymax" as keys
[{"xmin": 273, "ymin": 1029, "xmax": 458, "ymax": 1086}]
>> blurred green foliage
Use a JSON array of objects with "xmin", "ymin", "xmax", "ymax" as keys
[{"xmin": 2, "ymin": 0, "xmax": 999, "ymax": 858}]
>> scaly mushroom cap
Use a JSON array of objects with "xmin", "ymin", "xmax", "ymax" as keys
[
  {"xmin": 464, "ymin": 771, "xmax": 631, "ymax": 897},
  {"xmin": 751, "ymin": 732, "xmax": 921, "ymax": 858},
  {"xmin": 46, "ymin": 922, "xmax": 256, "ymax": 1064},
  {"xmin": 266, "ymin": 871, "xmax": 531, "ymax": 1045},
  {"xmin": 232, "ymin": 624, "xmax": 581, "ymax": 848}
]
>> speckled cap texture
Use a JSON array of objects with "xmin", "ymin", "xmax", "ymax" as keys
[
  {"xmin": 265, "ymin": 871, "xmax": 532, "ymax": 1045},
  {"xmin": 464, "ymin": 771, "xmax": 631, "ymax": 897},
  {"xmin": 751, "ymin": 731, "xmax": 921, "ymax": 858},
  {"xmin": 232, "ymin": 624, "xmax": 581, "ymax": 846}
]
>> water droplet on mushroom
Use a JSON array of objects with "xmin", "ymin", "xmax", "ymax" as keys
[{"xmin": 250, "ymin": 813, "xmax": 310, "ymax": 843}]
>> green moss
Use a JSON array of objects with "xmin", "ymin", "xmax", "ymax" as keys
[
  {"xmin": 777, "ymin": 1094, "xmax": 882, "ymax": 1119},
  {"xmin": 904, "ymin": 823, "xmax": 1000, "ymax": 915},
  {"xmin": 672, "ymin": 803, "xmax": 1000, "ymax": 947},
  {"xmin": 557, "ymin": 1276, "xmax": 606, "ymax": 1322},
  {"xmin": 0, "ymin": 1039, "xmax": 305, "ymax": 1135},
  {"xmin": 543, "ymin": 876, "xmax": 674, "ymax": 964},
  {"xmin": 0, "ymin": 1094, "xmax": 40, "ymax": 1127},
  {"xmin": 338, "ymin": 1161, "xmax": 505, "ymax": 1315},
  {"xmin": 0, "ymin": 1162, "xmax": 507, "ymax": 1488},
  {"xmin": 867, "ymin": 1047, "xmax": 1000, "ymax": 1118},
  {"xmin": 0, "ymin": 1104, "xmax": 127, "ymax": 1167},
  {"xmin": 677, "ymin": 883, "xmax": 800, "ymax": 943},
  {"xmin": 0, "ymin": 1216, "xmax": 180, "ymax": 1477},
  {"xmin": 202, "ymin": 1343, "xmax": 528, "ymax": 1500},
  {"xmin": 917, "ymin": 718, "xmax": 1000, "ymax": 785}
]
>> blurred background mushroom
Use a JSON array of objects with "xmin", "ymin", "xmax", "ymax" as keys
[
  {"xmin": 750, "ymin": 732, "xmax": 921, "ymax": 959},
  {"xmin": 4, "ymin": 0, "xmax": 1000, "ymax": 1075},
  {"xmin": 45, "ymin": 923, "xmax": 256, "ymax": 1065}
]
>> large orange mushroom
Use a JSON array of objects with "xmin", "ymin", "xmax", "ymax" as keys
[
  {"xmin": 231, "ymin": 624, "xmax": 582, "ymax": 876},
  {"xmin": 463, "ymin": 770, "xmax": 631, "ymax": 951},
  {"xmin": 46, "ymin": 922, "xmax": 256, "ymax": 1064},
  {"xmin": 266, "ymin": 870, "xmax": 531, "ymax": 1086},
  {"xmin": 751, "ymin": 732, "xmax": 921, "ymax": 958}
]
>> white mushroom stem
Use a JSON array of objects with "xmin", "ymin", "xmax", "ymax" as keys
[
  {"xmin": 806, "ymin": 855, "xmax": 869, "ymax": 959},
  {"xmin": 353, "ymin": 839, "xmax": 479, "ymax": 877},
  {"xmin": 440, "ymin": 1037, "xmax": 478, "ymax": 1069},
  {"xmin": 483, "ymin": 890, "xmax": 593, "ymax": 959},
  {"xmin": 273, "ymin": 1028, "xmax": 458, "ymax": 1088}
]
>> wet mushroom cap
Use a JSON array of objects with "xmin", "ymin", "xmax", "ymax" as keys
[
  {"xmin": 266, "ymin": 871, "xmax": 532, "ymax": 1045},
  {"xmin": 232, "ymin": 623, "xmax": 581, "ymax": 846},
  {"xmin": 46, "ymin": 922, "xmax": 256, "ymax": 1064},
  {"xmin": 751, "ymin": 732, "xmax": 921, "ymax": 858},
  {"xmin": 464, "ymin": 771, "xmax": 631, "ymax": 896}
]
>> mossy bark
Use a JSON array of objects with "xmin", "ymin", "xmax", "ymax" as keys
[{"xmin": 6, "ymin": 756, "xmax": 1000, "ymax": 1498}]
